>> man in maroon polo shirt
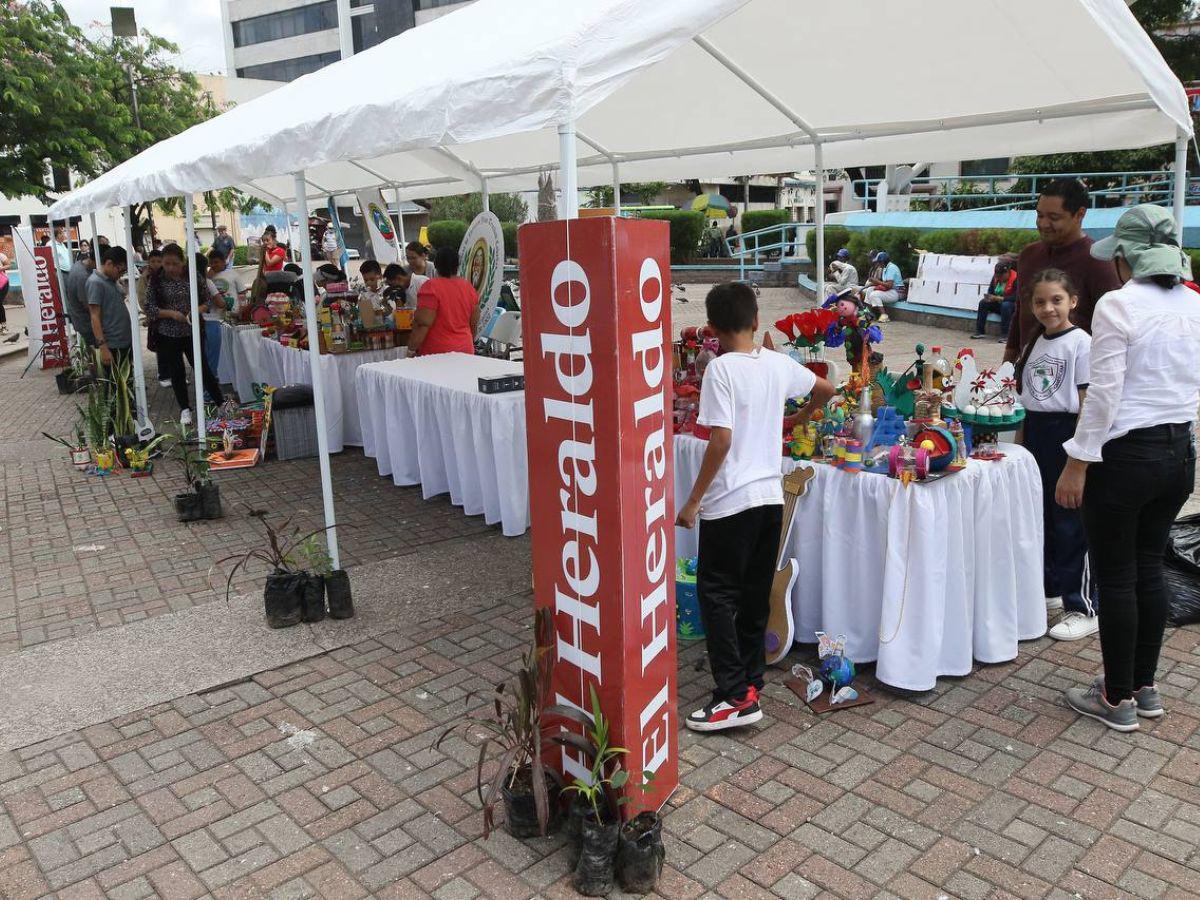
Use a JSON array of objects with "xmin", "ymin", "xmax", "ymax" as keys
[{"xmin": 1003, "ymin": 178, "xmax": 1121, "ymax": 364}]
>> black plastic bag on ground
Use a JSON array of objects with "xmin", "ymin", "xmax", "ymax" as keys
[
  {"xmin": 264, "ymin": 572, "xmax": 304, "ymax": 628},
  {"xmin": 301, "ymin": 575, "xmax": 326, "ymax": 623},
  {"xmin": 197, "ymin": 482, "xmax": 223, "ymax": 520},
  {"xmin": 574, "ymin": 816, "xmax": 619, "ymax": 897},
  {"xmin": 616, "ymin": 812, "xmax": 665, "ymax": 894},
  {"xmin": 1166, "ymin": 514, "xmax": 1200, "ymax": 626},
  {"xmin": 326, "ymin": 570, "xmax": 354, "ymax": 619}
]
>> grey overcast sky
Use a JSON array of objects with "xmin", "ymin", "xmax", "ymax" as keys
[{"xmin": 58, "ymin": 0, "xmax": 227, "ymax": 74}]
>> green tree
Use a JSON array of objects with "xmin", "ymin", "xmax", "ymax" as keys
[
  {"xmin": 584, "ymin": 182, "xmax": 672, "ymax": 208},
  {"xmin": 0, "ymin": 1, "xmax": 131, "ymax": 199},
  {"xmin": 428, "ymin": 192, "xmax": 528, "ymax": 223},
  {"xmin": 0, "ymin": 1, "xmax": 243, "ymax": 244}
]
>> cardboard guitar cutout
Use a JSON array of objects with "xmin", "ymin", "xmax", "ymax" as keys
[{"xmin": 764, "ymin": 466, "xmax": 814, "ymax": 665}]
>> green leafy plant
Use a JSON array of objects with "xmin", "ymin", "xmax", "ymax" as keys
[
  {"xmin": 637, "ymin": 209, "xmax": 705, "ymax": 263},
  {"xmin": 427, "ymin": 220, "xmax": 469, "ymax": 252},
  {"xmin": 552, "ymin": 685, "xmax": 653, "ymax": 823},
  {"xmin": 42, "ymin": 426, "xmax": 86, "ymax": 451},
  {"xmin": 741, "ymin": 209, "xmax": 791, "ymax": 234},
  {"xmin": 217, "ymin": 509, "xmax": 336, "ymax": 600},
  {"xmin": 165, "ymin": 421, "xmax": 211, "ymax": 489},
  {"xmin": 439, "ymin": 608, "xmax": 576, "ymax": 838},
  {"xmin": 77, "ymin": 379, "xmax": 115, "ymax": 452},
  {"xmin": 289, "ymin": 535, "xmax": 332, "ymax": 576},
  {"xmin": 110, "ymin": 355, "xmax": 135, "ymax": 436},
  {"xmin": 429, "ymin": 192, "xmax": 529, "ymax": 224},
  {"xmin": 500, "ymin": 222, "xmax": 520, "ymax": 261}
]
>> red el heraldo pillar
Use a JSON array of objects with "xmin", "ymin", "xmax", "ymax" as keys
[{"xmin": 519, "ymin": 216, "xmax": 678, "ymax": 812}]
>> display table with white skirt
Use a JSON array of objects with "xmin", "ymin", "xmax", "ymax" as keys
[
  {"xmin": 217, "ymin": 323, "xmax": 405, "ymax": 452},
  {"xmin": 356, "ymin": 353, "xmax": 529, "ymax": 536},
  {"xmin": 673, "ymin": 434, "xmax": 1047, "ymax": 691}
]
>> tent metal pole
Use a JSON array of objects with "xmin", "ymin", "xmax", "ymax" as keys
[
  {"xmin": 481, "ymin": 176, "xmax": 490, "ymax": 213},
  {"xmin": 612, "ymin": 163, "xmax": 622, "ymax": 216},
  {"xmin": 280, "ymin": 198, "xmax": 292, "ymax": 261},
  {"xmin": 558, "ymin": 121, "xmax": 578, "ymax": 219},
  {"xmin": 393, "ymin": 186, "xmax": 407, "ymax": 248},
  {"xmin": 122, "ymin": 206, "xmax": 149, "ymax": 431},
  {"xmin": 815, "ymin": 141, "xmax": 825, "ymax": 301},
  {"xmin": 89, "ymin": 213, "xmax": 99, "ymax": 252},
  {"xmin": 1173, "ymin": 128, "xmax": 1188, "ymax": 243},
  {"xmin": 293, "ymin": 171, "xmax": 341, "ymax": 570},
  {"xmin": 183, "ymin": 195, "xmax": 206, "ymax": 440}
]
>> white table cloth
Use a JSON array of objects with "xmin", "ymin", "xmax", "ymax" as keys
[
  {"xmin": 218, "ymin": 322, "xmax": 264, "ymax": 402},
  {"xmin": 356, "ymin": 353, "xmax": 529, "ymax": 536},
  {"xmin": 253, "ymin": 337, "xmax": 407, "ymax": 453},
  {"xmin": 217, "ymin": 324, "xmax": 406, "ymax": 452},
  {"xmin": 674, "ymin": 435, "xmax": 1047, "ymax": 691}
]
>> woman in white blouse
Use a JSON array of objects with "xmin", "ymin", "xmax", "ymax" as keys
[{"xmin": 1057, "ymin": 205, "xmax": 1199, "ymax": 732}]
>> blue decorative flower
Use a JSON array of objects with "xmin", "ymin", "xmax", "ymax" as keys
[
  {"xmin": 824, "ymin": 325, "xmax": 846, "ymax": 348},
  {"xmin": 866, "ymin": 325, "xmax": 884, "ymax": 344}
]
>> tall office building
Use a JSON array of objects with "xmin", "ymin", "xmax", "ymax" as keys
[{"xmin": 222, "ymin": 0, "xmax": 476, "ymax": 82}]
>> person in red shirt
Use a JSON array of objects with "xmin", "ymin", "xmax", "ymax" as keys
[
  {"xmin": 409, "ymin": 246, "xmax": 480, "ymax": 356},
  {"xmin": 260, "ymin": 228, "xmax": 286, "ymax": 274}
]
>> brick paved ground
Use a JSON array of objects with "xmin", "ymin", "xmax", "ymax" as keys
[
  {"xmin": 0, "ymin": 353, "xmax": 492, "ymax": 654},
  {"xmin": 0, "ymin": 589, "xmax": 1197, "ymax": 899},
  {"xmin": 4, "ymin": 295, "xmax": 1200, "ymax": 897}
]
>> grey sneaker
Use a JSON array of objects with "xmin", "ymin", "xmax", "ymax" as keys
[
  {"xmin": 1066, "ymin": 681, "xmax": 1139, "ymax": 732},
  {"xmin": 1092, "ymin": 677, "xmax": 1163, "ymax": 718}
]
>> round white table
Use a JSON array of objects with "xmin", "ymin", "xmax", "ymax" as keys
[
  {"xmin": 674, "ymin": 435, "xmax": 1047, "ymax": 691},
  {"xmin": 356, "ymin": 353, "xmax": 529, "ymax": 536}
]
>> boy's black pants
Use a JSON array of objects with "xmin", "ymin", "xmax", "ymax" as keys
[{"xmin": 697, "ymin": 504, "xmax": 782, "ymax": 703}]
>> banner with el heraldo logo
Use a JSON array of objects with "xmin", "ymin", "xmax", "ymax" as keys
[
  {"xmin": 13, "ymin": 225, "xmax": 69, "ymax": 369},
  {"xmin": 519, "ymin": 216, "xmax": 677, "ymax": 812}
]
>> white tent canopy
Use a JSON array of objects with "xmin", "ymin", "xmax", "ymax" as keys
[{"xmin": 50, "ymin": 0, "xmax": 1192, "ymax": 218}]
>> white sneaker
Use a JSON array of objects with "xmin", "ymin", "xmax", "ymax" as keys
[
  {"xmin": 1046, "ymin": 595, "xmax": 1064, "ymax": 612},
  {"xmin": 877, "ymin": 314, "xmax": 890, "ymax": 323},
  {"xmin": 180, "ymin": 408, "xmax": 193, "ymax": 427},
  {"xmin": 158, "ymin": 379, "xmax": 172, "ymax": 388},
  {"xmin": 1050, "ymin": 611, "xmax": 1098, "ymax": 642}
]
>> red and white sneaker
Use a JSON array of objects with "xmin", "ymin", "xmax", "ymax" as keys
[{"xmin": 685, "ymin": 687, "xmax": 763, "ymax": 732}]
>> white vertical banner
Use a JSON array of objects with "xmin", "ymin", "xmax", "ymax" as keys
[
  {"xmin": 355, "ymin": 189, "xmax": 401, "ymax": 265},
  {"xmin": 13, "ymin": 226, "xmax": 44, "ymax": 362}
]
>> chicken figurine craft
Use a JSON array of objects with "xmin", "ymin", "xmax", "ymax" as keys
[{"xmin": 946, "ymin": 355, "xmax": 1025, "ymax": 432}]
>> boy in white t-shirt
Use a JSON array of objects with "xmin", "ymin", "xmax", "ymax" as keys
[{"xmin": 677, "ymin": 284, "xmax": 835, "ymax": 732}]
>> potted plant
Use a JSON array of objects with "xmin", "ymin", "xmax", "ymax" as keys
[
  {"xmin": 109, "ymin": 356, "xmax": 140, "ymax": 464},
  {"xmin": 166, "ymin": 422, "xmax": 203, "ymax": 521},
  {"xmin": 439, "ymin": 609, "xmax": 574, "ymax": 839},
  {"xmin": 615, "ymin": 775, "xmax": 665, "ymax": 895},
  {"xmin": 124, "ymin": 434, "xmax": 167, "ymax": 477},
  {"xmin": 42, "ymin": 426, "xmax": 91, "ymax": 471},
  {"xmin": 219, "ymin": 510, "xmax": 336, "ymax": 628},
  {"xmin": 166, "ymin": 422, "xmax": 223, "ymax": 520},
  {"xmin": 78, "ymin": 380, "xmax": 115, "ymax": 472},
  {"xmin": 554, "ymin": 685, "xmax": 631, "ymax": 898},
  {"xmin": 290, "ymin": 535, "xmax": 330, "ymax": 622},
  {"xmin": 55, "ymin": 337, "xmax": 93, "ymax": 395}
]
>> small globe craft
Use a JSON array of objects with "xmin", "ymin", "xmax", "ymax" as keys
[{"xmin": 819, "ymin": 653, "xmax": 856, "ymax": 692}]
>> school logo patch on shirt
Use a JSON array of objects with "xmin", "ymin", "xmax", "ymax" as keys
[{"xmin": 1028, "ymin": 353, "xmax": 1066, "ymax": 402}]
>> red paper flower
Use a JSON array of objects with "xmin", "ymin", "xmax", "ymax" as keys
[{"xmin": 775, "ymin": 316, "xmax": 799, "ymax": 341}]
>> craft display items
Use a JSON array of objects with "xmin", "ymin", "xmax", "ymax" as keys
[
  {"xmin": 787, "ymin": 631, "xmax": 874, "ymax": 714},
  {"xmin": 239, "ymin": 279, "xmax": 406, "ymax": 355}
]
